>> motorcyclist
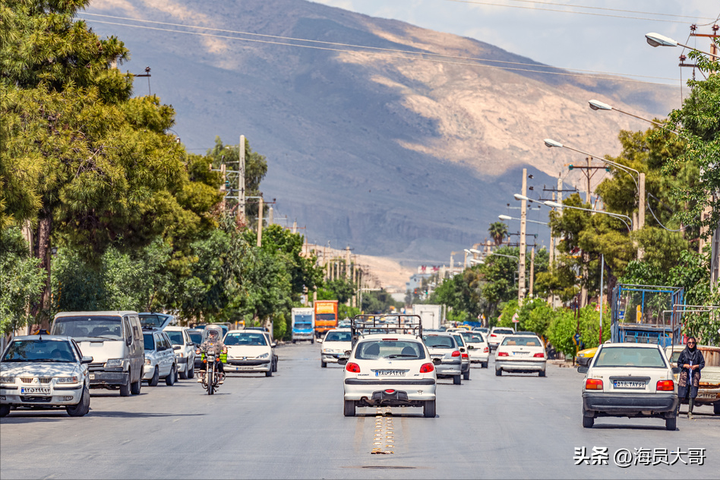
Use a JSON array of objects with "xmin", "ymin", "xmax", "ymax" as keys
[{"xmin": 196, "ymin": 327, "xmax": 226, "ymax": 384}]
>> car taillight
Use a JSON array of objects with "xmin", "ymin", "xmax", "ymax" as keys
[
  {"xmin": 483, "ymin": 347, "xmax": 489, "ymax": 353},
  {"xmin": 461, "ymin": 353, "xmax": 468, "ymax": 359},
  {"xmin": 585, "ymin": 378, "xmax": 603, "ymax": 390},
  {"xmin": 533, "ymin": 353, "xmax": 545, "ymax": 358},
  {"xmin": 490, "ymin": 334, "xmax": 497, "ymax": 337},
  {"xmin": 420, "ymin": 363, "xmax": 434, "ymax": 373},
  {"xmin": 346, "ymin": 362, "xmax": 361, "ymax": 373},
  {"xmin": 385, "ymin": 389, "xmax": 395, "ymax": 394},
  {"xmin": 656, "ymin": 380, "xmax": 674, "ymax": 391},
  {"xmin": 451, "ymin": 350, "xmax": 460, "ymax": 357},
  {"xmin": 497, "ymin": 352, "xmax": 508, "ymax": 357}
]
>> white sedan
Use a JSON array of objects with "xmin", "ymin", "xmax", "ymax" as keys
[
  {"xmin": 487, "ymin": 327, "xmax": 515, "ymax": 351},
  {"xmin": 341, "ymin": 334, "xmax": 437, "ymax": 417},
  {"xmin": 223, "ymin": 330, "xmax": 276, "ymax": 377},
  {"xmin": 320, "ymin": 329, "xmax": 352, "ymax": 368},
  {"xmin": 460, "ymin": 331, "xmax": 489, "ymax": 368},
  {"xmin": 580, "ymin": 343, "xmax": 678, "ymax": 430},
  {"xmin": 494, "ymin": 334, "xmax": 546, "ymax": 376}
]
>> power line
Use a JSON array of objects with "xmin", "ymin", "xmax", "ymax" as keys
[{"xmin": 80, "ymin": 14, "xmax": 680, "ymax": 84}]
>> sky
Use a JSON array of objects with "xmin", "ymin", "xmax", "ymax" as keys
[{"xmin": 313, "ymin": 0, "xmax": 719, "ymax": 94}]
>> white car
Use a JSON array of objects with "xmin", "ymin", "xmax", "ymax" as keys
[
  {"xmin": 321, "ymin": 329, "xmax": 352, "ymax": 368},
  {"xmin": 142, "ymin": 329, "xmax": 177, "ymax": 386},
  {"xmin": 1, "ymin": 336, "xmax": 92, "ymax": 417},
  {"xmin": 164, "ymin": 326, "xmax": 196, "ymax": 379},
  {"xmin": 495, "ymin": 334, "xmax": 546, "ymax": 376},
  {"xmin": 224, "ymin": 330, "xmax": 276, "ymax": 377},
  {"xmin": 460, "ymin": 331, "xmax": 489, "ymax": 368},
  {"xmin": 488, "ymin": 327, "xmax": 515, "ymax": 351},
  {"xmin": 580, "ymin": 343, "xmax": 678, "ymax": 430},
  {"xmin": 341, "ymin": 333, "xmax": 437, "ymax": 417}
]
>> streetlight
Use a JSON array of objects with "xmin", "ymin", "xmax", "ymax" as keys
[
  {"xmin": 499, "ymin": 214, "xmax": 549, "ymax": 226},
  {"xmin": 544, "ymin": 201, "xmax": 633, "ymax": 232},
  {"xmin": 588, "ymin": 99, "xmax": 678, "ymax": 134},
  {"xmin": 645, "ymin": 32, "xmax": 719, "ymax": 59}
]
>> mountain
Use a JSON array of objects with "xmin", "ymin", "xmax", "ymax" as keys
[{"xmin": 86, "ymin": 0, "xmax": 678, "ymax": 265}]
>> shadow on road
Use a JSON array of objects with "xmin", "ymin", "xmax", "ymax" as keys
[
  {"xmin": 591, "ymin": 423, "xmax": 671, "ymax": 431},
  {"xmin": 86, "ymin": 410, "xmax": 206, "ymax": 418}
]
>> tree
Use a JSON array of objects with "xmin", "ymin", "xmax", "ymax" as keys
[{"xmin": 488, "ymin": 222, "xmax": 508, "ymax": 246}]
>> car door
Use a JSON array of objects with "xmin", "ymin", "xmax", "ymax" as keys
[{"xmin": 156, "ymin": 333, "xmax": 171, "ymax": 376}]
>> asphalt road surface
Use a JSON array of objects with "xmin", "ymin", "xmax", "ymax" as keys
[{"xmin": 2, "ymin": 343, "xmax": 719, "ymax": 479}]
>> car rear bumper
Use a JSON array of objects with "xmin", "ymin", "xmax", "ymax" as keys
[
  {"xmin": 583, "ymin": 392, "xmax": 678, "ymax": 416},
  {"xmin": 322, "ymin": 353, "xmax": 346, "ymax": 362},
  {"xmin": 693, "ymin": 386, "xmax": 720, "ymax": 405},
  {"xmin": 344, "ymin": 378, "xmax": 436, "ymax": 403},
  {"xmin": 434, "ymin": 363, "xmax": 462, "ymax": 376},
  {"xmin": 495, "ymin": 360, "xmax": 546, "ymax": 372},
  {"xmin": 88, "ymin": 370, "xmax": 129, "ymax": 387},
  {"xmin": 469, "ymin": 353, "xmax": 489, "ymax": 362}
]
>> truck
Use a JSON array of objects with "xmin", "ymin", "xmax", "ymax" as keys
[
  {"xmin": 291, "ymin": 307, "xmax": 315, "ymax": 344},
  {"xmin": 610, "ymin": 284, "xmax": 684, "ymax": 347},
  {"xmin": 314, "ymin": 300, "xmax": 338, "ymax": 338},
  {"xmin": 412, "ymin": 304, "xmax": 443, "ymax": 330}
]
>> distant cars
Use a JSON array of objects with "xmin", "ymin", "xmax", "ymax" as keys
[
  {"xmin": 495, "ymin": 334, "xmax": 546, "ymax": 377},
  {"xmin": 164, "ymin": 326, "xmax": 196, "ymax": 379},
  {"xmin": 422, "ymin": 333, "xmax": 463, "ymax": 385},
  {"xmin": 321, "ymin": 329, "xmax": 352, "ymax": 368},
  {"xmin": 460, "ymin": 331, "xmax": 489, "ymax": 368},
  {"xmin": 580, "ymin": 343, "xmax": 678, "ymax": 430},
  {"xmin": 142, "ymin": 329, "xmax": 177, "ymax": 386},
  {"xmin": 341, "ymin": 333, "xmax": 437, "ymax": 417},
  {"xmin": 488, "ymin": 327, "xmax": 515, "ymax": 351},
  {"xmin": 451, "ymin": 333, "xmax": 471, "ymax": 380},
  {"xmin": 223, "ymin": 330, "xmax": 276, "ymax": 377},
  {"xmin": 1, "ymin": 336, "xmax": 92, "ymax": 417}
]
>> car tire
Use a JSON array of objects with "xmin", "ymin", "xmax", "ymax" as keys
[
  {"xmin": 453, "ymin": 375, "xmax": 462, "ymax": 385},
  {"xmin": 265, "ymin": 367, "xmax": 273, "ymax": 377},
  {"xmin": 463, "ymin": 369, "xmax": 470, "ymax": 380},
  {"xmin": 292, "ymin": 340, "xmax": 296, "ymax": 344},
  {"xmin": 188, "ymin": 364, "xmax": 194, "ymax": 379},
  {"xmin": 311, "ymin": 337, "xmax": 315, "ymax": 344},
  {"xmin": 131, "ymin": 373, "xmax": 142, "ymax": 395},
  {"xmin": 179, "ymin": 364, "xmax": 188, "ymax": 379},
  {"xmin": 495, "ymin": 368, "xmax": 503, "ymax": 376},
  {"xmin": 481, "ymin": 362, "xmax": 488, "ymax": 369},
  {"xmin": 714, "ymin": 402, "xmax": 720, "ymax": 415},
  {"xmin": 539, "ymin": 370, "xmax": 546, "ymax": 377},
  {"xmin": 665, "ymin": 415, "xmax": 677, "ymax": 431},
  {"xmin": 0, "ymin": 404, "xmax": 10, "ymax": 417},
  {"xmin": 66, "ymin": 386, "xmax": 90, "ymax": 417},
  {"xmin": 582, "ymin": 415, "xmax": 594, "ymax": 428},
  {"xmin": 423, "ymin": 400, "xmax": 436, "ymax": 418},
  {"xmin": 165, "ymin": 365, "xmax": 176, "ymax": 386},
  {"xmin": 321, "ymin": 360, "xmax": 327, "ymax": 368},
  {"xmin": 343, "ymin": 400, "xmax": 355, "ymax": 417},
  {"xmin": 119, "ymin": 370, "xmax": 132, "ymax": 396},
  {"xmin": 148, "ymin": 367, "xmax": 159, "ymax": 386},
  {"xmin": 272, "ymin": 358, "xmax": 278, "ymax": 372}
]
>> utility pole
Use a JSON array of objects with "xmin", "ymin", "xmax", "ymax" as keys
[
  {"xmin": 220, "ymin": 164, "xmax": 227, "ymax": 212},
  {"xmin": 238, "ymin": 135, "xmax": 246, "ymax": 227},
  {"xmin": 518, "ymin": 168, "xmax": 527, "ymax": 303},
  {"xmin": 256, "ymin": 196, "xmax": 264, "ymax": 247},
  {"xmin": 268, "ymin": 206, "xmax": 274, "ymax": 225},
  {"xmin": 585, "ymin": 157, "xmax": 592, "ymax": 203},
  {"xmin": 638, "ymin": 173, "xmax": 646, "ymax": 230},
  {"xmin": 292, "ymin": 221, "xmax": 297, "ymax": 234},
  {"xmin": 529, "ymin": 247, "xmax": 535, "ymax": 297}
]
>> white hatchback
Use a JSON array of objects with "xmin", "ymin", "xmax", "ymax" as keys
[
  {"xmin": 488, "ymin": 327, "xmax": 515, "ymax": 351},
  {"xmin": 460, "ymin": 331, "xmax": 489, "ymax": 368},
  {"xmin": 495, "ymin": 334, "xmax": 546, "ymax": 376},
  {"xmin": 341, "ymin": 334, "xmax": 437, "ymax": 417},
  {"xmin": 224, "ymin": 330, "xmax": 275, "ymax": 377}
]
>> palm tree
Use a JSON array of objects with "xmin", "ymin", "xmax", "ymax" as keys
[{"xmin": 488, "ymin": 221, "xmax": 508, "ymax": 247}]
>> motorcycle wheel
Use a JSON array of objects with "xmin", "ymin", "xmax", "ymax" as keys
[{"xmin": 207, "ymin": 364, "xmax": 215, "ymax": 395}]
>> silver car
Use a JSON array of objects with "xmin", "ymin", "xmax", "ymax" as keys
[{"xmin": 422, "ymin": 333, "xmax": 463, "ymax": 385}]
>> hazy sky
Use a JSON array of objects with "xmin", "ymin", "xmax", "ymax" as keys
[{"xmin": 314, "ymin": 0, "xmax": 719, "ymax": 94}]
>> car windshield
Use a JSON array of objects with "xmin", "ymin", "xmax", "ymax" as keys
[
  {"xmin": 52, "ymin": 316, "xmax": 123, "ymax": 339},
  {"xmin": 355, "ymin": 340, "xmax": 426, "ymax": 360},
  {"xmin": 2, "ymin": 340, "xmax": 77, "ymax": 363},
  {"xmin": 422, "ymin": 335, "xmax": 455, "ymax": 349},
  {"xmin": 143, "ymin": 333, "xmax": 155, "ymax": 351},
  {"xmin": 325, "ymin": 332, "xmax": 352, "ymax": 342},
  {"xmin": 453, "ymin": 335, "xmax": 465, "ymax": 347},
  {"xmin": 493, "ymin": 329, "xmax": 514, "ymax": 335},
  {"xmin": 224, "ymin": 333, "xmax": 268, "ymax": 346},
  {"xmin": 165, "ymin": 331, "xmax": 184, "ymax": 346},
  {"xmin": 670, "ymin": 351, "xmax": 681, "ymax": 363},
  {"xmin": 295, "ymin": 314, "xmax": 312, "ymax": 326},
  {"xmin": 594, "ymin": 347, "xmax": 667, "ymax": 368},
  {"xmin": 502, "ymin": 336, "xmax": 542, "ymax": 346},
  {"xmin": 187, "ymin": 331, "xmax": 202, "ymax": 344},
  {"xmin": 139, "ymin": 314, "xmax": 168, "ymax": 329},
  {"xmin": 462, "ymin": 332, "xmax": 485, "ymax": 343}
]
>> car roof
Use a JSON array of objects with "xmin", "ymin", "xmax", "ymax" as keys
[
  {"xmin": 163, "ymin": 326, "xmax": 187, "ymax": 331},
  {"xmin": 226, "ymin": 329, "xmax": 263, "ymax": 334},
  {"xmin": 9, "ymin": 335, "xmax": 73, "ymax": 342},
  {"xmin": 600, "ymin": 342, "xmax": 662, "ymax": 349},
  {"xmin": 358, "ymin": 333, "xmax": 421, "ymax": 341},
  {"xmin": 54, "ymin": 311, "xmax": 137, "ymax": 317},
  {"xmin": 505, "ymin": 333, "xmax": 541, "ymax": 339},
  {"xmin": 423, "ymin": 332, "xmax": 454, "ymax": 337}
]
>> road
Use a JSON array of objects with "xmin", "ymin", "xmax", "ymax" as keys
[{"xmin": 1, "ymin": 342, "xmax": 719, "ymax": 479}]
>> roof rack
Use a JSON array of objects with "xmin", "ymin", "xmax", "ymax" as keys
[{"xmin": 350, "ymin": 314, "xmax": 423, "ymax": 345}]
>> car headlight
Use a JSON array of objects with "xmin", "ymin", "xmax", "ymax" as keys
[
  {"xmin": 105, "ymin": 358, "xmax": 125, "ymax": 368},
  {"xmin": 578, "ymin": 353, "xmax": 585, "ymax": 357},
  {"xmin": 322, "ymin": 348, "xmax": 331, "ymax": 354},
  {"xmin": 0, "ymin": 376, "xmax": 15, "ymax": 384},
  {"xmin": 177, "ymin": 352, "xmax": 185, "ymax": 358},
  {"xmin": 257, "ymin": 353, "xmax": 269, "ymax": 359},
  {"xmin": 145, "ymin": 358, "xmax": 151, "ymax": 365},
  {"xmin": 56, "ymin": 376, "xmax": 79, "ymax": 384}
]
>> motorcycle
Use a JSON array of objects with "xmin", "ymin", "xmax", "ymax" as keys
[{"xmin": 201, "ymin": 352, "xmax": 221, "ymax": 395}]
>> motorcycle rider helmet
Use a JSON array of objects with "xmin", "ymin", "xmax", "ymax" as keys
[{"xmin": 205, "ymin": 326, "xmax": 222, "ymax": 343}]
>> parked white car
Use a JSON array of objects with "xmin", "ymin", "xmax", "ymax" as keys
[
  {"xmin": 142, "ymin": 329, "xmax": 177, "ymax": 386},
  {"xmin": 321, "ymin": 329, "xmax": 352, "ymax": 368},
  {"xmin": 580, "ymin": 343, "xmax": 678, "ymax": 430},
  {"xmin": 341, "ymin": 333, "xmax": 437, "ymax": 417},
  {"xmin": 1, "ymin": 336, "xmax": 92, "ymax": 417},
  {"xmin": 460, "ymin": 331, "xmax": 489, "ymax": 368},
  {"xmin": 164, "ymin": 326, "xmax": 196, "ymax": 379},
  {"xmin": 224, "ymin": 330, "xmax": 276, "ymax": 377},
  {"xmin": 488, "ymin": 327, "xmax": 515, "ymax": 351},
  {"xmin": 495, "ymin": 334, "xmax": 546, "ymax": 376}
]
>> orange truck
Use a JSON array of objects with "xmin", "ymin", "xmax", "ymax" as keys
[{"xmin": 314, "ymin": 300, "xmax": 338, "ymax": 338}]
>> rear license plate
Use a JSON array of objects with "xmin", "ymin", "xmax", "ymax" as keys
[
  {"xmin": 614, "ymin": 381, "xmax": 646, "ymax": 389},
  {"xmin": 375, "ymin": 370, "xmax": 405, "ymax": 376},
  {"xmin": 21, "ymin": 387, "xmax": 51, "ymax": 395},
  {"xmin": 697, "ymin": 393, "xmax": 716, "ymax": 399},
  {"xmin": 513, "ymin": 351, "xmax": 529, "ymax": 355}
]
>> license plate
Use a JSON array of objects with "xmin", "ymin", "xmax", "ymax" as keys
[
  {"xmin": 89, "ymin": 374, "xmax": 95, "ymax": 380},
  {"xmin": 614, "ymin": 380, "xmax": 646, "ymax": 389},
  {"xmin": 697, "ymin": 393, "xmax": 716, "ymax": 399},
  {"xmin": 513, "ymin": 351, "xmax": 529, "ymax": 355},
  {"xmin": 21, "ymin": 387, "xmax": 51, "ymax": 395},
  {"xmin": 375, "ymin": 370, "xmax": 405, "ymax": 376}
]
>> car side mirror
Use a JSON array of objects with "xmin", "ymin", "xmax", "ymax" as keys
[
  {"xmin": 672, "ymin": 367, "xmax": 680, "ymax": 374},
  {"xmin": 337, "ymin": 358, "xmax": 348, "ymax": 366},
  {"xmin": 81, "ymin": 356, "xmax": 93, "ymax": 364},
  {"xmin": 577, "ymin": 366, "xmax": 588, "ymax": 374},
  {"xmin": 173, "ymin": 345, "xmax": 181, "ymax": 351},
  {"xmin": 271, "ymin": 342, "xmax": 277, "ymax": 348},
  {"xmin": 459, "ymin": 347, "xmax": 466, "ymax": 353}
]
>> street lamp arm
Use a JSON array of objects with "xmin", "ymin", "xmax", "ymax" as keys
[
  {"xmin": 543, "ymin": 201, "xmax": 632, "ymax": 232},
  {"xmin": 487, "ymin": 252, "xmax": 520, "ymax": 261}
]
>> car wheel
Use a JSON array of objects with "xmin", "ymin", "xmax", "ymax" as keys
[
  {"xmin": 481, "ymin": 362, "xmax": 488, "ymax": 369},
  {"xmin": 0, "ymin": 404, "xmax": 10, "ymax": 417},
  {"xmin": 343, "ymin": 400, "xmax": 355, "ymax": 417},
  {"xmin": 582, "ymin": 415, "xmax": 594, "ymax": 428},
  {"xmin": 311, "ymin": 337, "xmax": 315, "ymax": 344},
  {"xmin": 453, "ymin": 375, "xmax": 462, "ymax": 385},
  {"xmin": 265, "ymin": 367, "xmax": 273, "ymax": 377},
  {"xmin": 165, "ymin": 365, "xmax": 176, "ymax": 386},
  {"xmin": 714, "ymin": 402, "xmax": 720, "ymax": 415},
  {"xmin": 130, "ymin": 373, "xmax": 142, "ymax": 395},
  {"xmin": 463, "ymin": 369, "xmax": 470, "ymax": 380},
  {"xmin": 272, "ymin": 359, "xmax": 278, "ymax": 372},
  {"xmin": 539, "ymin": 370, "xmax": 546, "ymax": 377},
  {"xmin": 148, "ymin": 366, "xmax": 160, "ymax": 386},
  {"xmin": 292, "ymin": 340, "xmax": 296, "ymax": 344},
  {"xmin": 66, "ymin": 386, "xmax": 90, "ymax": 417},
  {"xmin": 665, "ymin": 415, "xmax": 677, "ymax": 431},
  {"xmin": 119, "ymin": 370, "xmax": 132, "ymax": 396},
  {"xmin": 321, "ymin": 359, "xmax": 327, "ymax": 368},
  {"xmin": 423, "ymin": 399, "xmax": 436, "ymax": 418},
  {"xmin": 188, "ymin": 364, "xmax": 194, "ymax": 379},
  {"xmin": 179, "ymin": 364, "xmax": 188, "ymax": 379}
]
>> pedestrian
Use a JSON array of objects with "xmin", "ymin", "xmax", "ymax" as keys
[{"xmin": 677, "ymin": 337, "xmax": 705, "ymax": 419}]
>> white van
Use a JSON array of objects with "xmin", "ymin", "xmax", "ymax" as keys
[{"xmin": 51, "ymin": 311, "xmax": 144, "ymax": 396}]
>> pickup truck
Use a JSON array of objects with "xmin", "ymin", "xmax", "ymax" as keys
[{"xmin": 665, "ymin": 344, "xmax": 720, "ymax": 415}]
